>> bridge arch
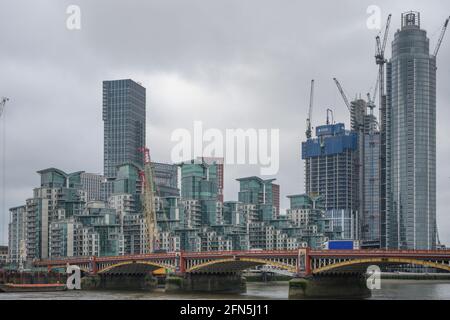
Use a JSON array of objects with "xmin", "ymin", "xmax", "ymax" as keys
[
  {"xmin": 187, "ymin": 257, "xmax": 297, "ymax": 273},
  {"xmin": 98, "ymin": 261, "xmax": 175, "ymax": 275},
  {"xmin": 313, "ymin": 257, "xmax": 450, "ymax": 274}
]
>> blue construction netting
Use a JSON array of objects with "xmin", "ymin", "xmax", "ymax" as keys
[{"xmin": 301, "ymin": 125, "xmax": 358, "ymax": 159}]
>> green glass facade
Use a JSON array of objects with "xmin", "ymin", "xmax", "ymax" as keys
[
  {"xmin": 103, "ymin": 79, "xmax": 146, "ymax": 179},
  {"xmin": 77, "ymin": 206, "xmax": 123, "ymax": 257},
  {"xmin": 237, "ymin": 177, "xmax": 277, "ymax": 221},
  {"xmin": 180, "ymin": 160, "xmax": 219, "ymax": 201},
  {"xmin": 114, "ymin": 164, "xmax": 140, "ymax": 194}
]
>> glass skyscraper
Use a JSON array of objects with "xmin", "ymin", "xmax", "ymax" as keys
[
  {"xmin": 384, "ymin": 12, "xmax": 436, "ymax": 249},
  {"xmin": 103, "ymin": 79, "xmax": 146, "ymax": 179}
]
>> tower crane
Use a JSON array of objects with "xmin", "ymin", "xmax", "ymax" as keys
[
  {"xmin": 433, "ymin": 16, "xmax": 450, "ymax": 58},
  {"xmin": 305, "ymin": 79, "xmax": 314, "ymax": 139},
  {"xmin": 367, "ymin": 73, "xmax": 379, "ymax": 114},
  {"xmin": 0, "ymin": 97, "xmax": 9, "ymax": 118},
  {"xmin": 375, "ymin": 14, "xmax": 392, "ymax": 70},
  {"xmin": 333, "ymin": 77, "xmax": 351, "ymax": 112},
  {"xmin": 433, "ymin": 17, "xmax": 450, "ymax": 250},
  {"xmin": 375, "ymin": 14, "xmax": 391, "ymax": 125},
  {"xmin": 376, "ymin": 14, "xmax": 391, "ymax": 237},
  {"xmin": 139, "ymin": 147, "xmax": 159, "ymax": 253}
]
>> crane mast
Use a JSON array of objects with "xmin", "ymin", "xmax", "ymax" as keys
[
  {"xmin": 306, "ymin": 79, "xmax": 314, "ymax": 139},
  {"xmin": 375, "ymin": 11, "xmax": 392, "ymax": 112},
  {"xmin": 377, "ymin": 14, "xmax": 391, "ymax": 249},
  {"xmin": 0, "ymin": 97, "xmax": 9, "ymax": 118},
  {"xmin": 139, "ymin": 147, "xmax": 159, "ymax": 253},
  {"xmin": 433, "ymin": 16, "xmax": 450, "ymax": 57},
  {"xmin": 376, "ymin": 14, "xmax": 391, "ymax": 122}
]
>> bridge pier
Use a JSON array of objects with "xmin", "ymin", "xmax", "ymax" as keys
[
  {"xmin": 289, "ymin": 274, "xmax": 371, "ymax": 299},
  {"xmin": 166, "ymin": 273, "xmax": 246, "ymax": 294},
  {"xmin": 81, "ymin": 273, "xmax": 157, "ymax": 291}
]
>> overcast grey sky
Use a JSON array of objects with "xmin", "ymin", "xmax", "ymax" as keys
[{"xmin": 0, "ymin": 0, "xmax": 449, "ymax": 245}]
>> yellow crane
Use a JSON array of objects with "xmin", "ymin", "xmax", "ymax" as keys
[{"xmin": 139, "ymin": 147, "xmax": 159, "ymax": 253}]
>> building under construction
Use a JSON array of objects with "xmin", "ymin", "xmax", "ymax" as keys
[
  {"xmin": 302, "ymin": 123, "xmax": 359, "ymax": 239},
  {"xmin": 350, "ymin": 99, "xmax": 380, "ymax": 245},
  {"xmin": 333, "ymin": 77, "xmax": 381, "ymax": 244}
]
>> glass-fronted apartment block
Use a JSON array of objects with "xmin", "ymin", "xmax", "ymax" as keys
[
  {"xmin": 179, "ymin": 159, "xmax": 220, "ymax": 201},
  {"xmin": 178, "ymin": 159, "xmax": 223, "ymax": 228},
  {"xmin": 223, "ymin": 201, "xmax": 245, "ymax": 226},
  {"xmin": 103, "ymin": 79, "xmax": 146, "ymax": 179},
  {"xmin": 76, "ymin": 202, "xmax": 124, "ymax": 256},
  {"xmin": 9, "ymin": 164, "xmax": 345, "ymax": 259},
  {"xmin": 8, "ymin": 205, "xmax": 27, "ymax": 267},
  {"xmin": 114, "ymin": 163, "xmax": 141, "ymax": 196},
  {"xmin": 286, "ymin": 194, "xmax": 337, "ymax": 248},
  {"xmin": 8, "ymin": 168, "xmax": 128, "ymax": 262},
  {"xmin": 302, "ymin": 123, "xmax": 358, "ymax": 239},
  {"xmin": 123, "ymin": 213, "xmax": 147, "ymax": 254},
  {"xmin": 75, "ymin": 227, "xmax": 100, "ymax": 257},
  {"xmin": 383, "ymin": 12, "xmax": 436, "ymax": 249},
  {"xmin": 179, "ymin": 199, "xmax": 202, "ymax": 229},
  {"xmin": 152, "ymin": 162, "xmax": 179, "ymax": 197},
  {"xmin": 175, "ymin": 228, "xmax": 202, "ymax": 252},
  {"xmin": 25, "ymin": 168, "xmax": 86, "ymax": 260},
  {"xmin": 111, "ymin": 163, "xmax": 141, "ymax": 214},
  {"xmin": 109, "ymin": 193, "xmax": 137, "ymax": 227},
  {"xmin": 201, "ymin": 200, "xmax": 224, "ymax": 226},
  {"xmin": 49, "ymin": 219, "xmax": 81, "ymax": 258},
  {"xmin": 237, "ymin": 176, "xmax": 279, "ymax": 221},
  {"xmin": 81, "ymin": 172, "xmax": 105, "ymax": 202},
  {"xmin": 0, "ymin": 246, "xmax": 8, "ymax": 267},
  {"xmin": 197, "ymin": 157, "xmax": 224, "ymax": 203},
  {"xmin": 206, "ymin": 225, "xmax": 248, "ymax": 251}
]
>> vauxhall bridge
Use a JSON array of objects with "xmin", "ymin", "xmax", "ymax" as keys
[
  {"xmin": 28, "ymin": 248, "xmax": 450, "ymax": 298},
  {"xmin": 35, "ymin": 248, "xmax": 450, "ymax": 275}
]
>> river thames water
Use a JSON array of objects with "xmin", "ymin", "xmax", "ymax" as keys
[{"xmin": 1, "ymin": 280, "xmax": 450, "ymax": 300}]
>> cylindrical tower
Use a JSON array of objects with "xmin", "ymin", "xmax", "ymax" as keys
[{"xmin": 385, "ymin": 11, "xmax": 436, "ymax": 249}]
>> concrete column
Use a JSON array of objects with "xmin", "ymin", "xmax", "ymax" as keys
[
  {"xmin": 165, "ymin": 273, "xmax": 246, "ymax": 294},
  {"xmin": 90, "ymin": 256, "xmax": 98, "ymax": 275},
  {"xmin": 179, "ymin": 252, "xmax": 186, "ymax": 273},
  {"xmin": 79, "ymin": 273, "xmax": 157, "ymax": 291},
  {"xmin": 289, "ymin": 275, "xmax": 371, "ymax": 299}
]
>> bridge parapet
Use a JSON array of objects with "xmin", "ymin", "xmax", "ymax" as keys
[{"xmin": 308, "ymin": 250, "xmax": 450, "ymax": 275}]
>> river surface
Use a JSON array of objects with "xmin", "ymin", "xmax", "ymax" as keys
[{"xmin": 1, "ymin": 280, "xmax": 450, "ymax": 300}]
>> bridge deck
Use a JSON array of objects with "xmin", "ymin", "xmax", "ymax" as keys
[{"xmin": 34, "ymin": 249, "xmax": 450, "ymax": 276}]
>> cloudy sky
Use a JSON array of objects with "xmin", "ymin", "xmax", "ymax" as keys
[{"xmin": 0, "ymin": 0, "xmax": 449, "ymax": 245}]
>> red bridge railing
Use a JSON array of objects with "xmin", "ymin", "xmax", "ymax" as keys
[{"xmin": 35, "ymin": 248, "xmax": 450, "ymax": 267}]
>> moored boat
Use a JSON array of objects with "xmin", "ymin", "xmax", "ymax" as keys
[{"xmin": 0, "ymin": 283, "xmax": 67, "ymax": 293}]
